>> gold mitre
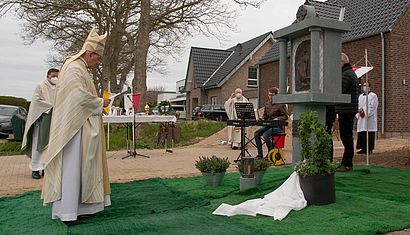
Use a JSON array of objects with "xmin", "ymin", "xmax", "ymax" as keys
[{"xmin": 81, "ymin": 27, "xmax": 107, "ymax": 56}]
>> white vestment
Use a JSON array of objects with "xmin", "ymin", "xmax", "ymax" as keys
[
  {"xmin": 357, "ymin": 92, "xmax": 378, "ymax": 132},
  {"xmin": 52, "ymin": 128, "xmax": 111, "ymax": 221},
  {"xmin": 29, "ymin": 123, "xmax": 43, "ymax": 171},
  {"xmin": 224, "ymin": 96, "xmax": 248, "ymax": 148},
  {"xmin": 43, "ymin": 58, "xmax": 111, "ymax": 221}
]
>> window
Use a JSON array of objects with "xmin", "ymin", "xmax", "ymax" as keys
[
  {"xmin": 211, "ymin": 96, "xmax": 218, "ymax": 105},
  {"xmin": 247, "ymin": 67, "xmax": 258, "ymax": 87}
]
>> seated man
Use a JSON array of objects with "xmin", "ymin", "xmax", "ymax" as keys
[{"xmin": 254, "ymin": 87, "xmax": 288, "ymax": 158}]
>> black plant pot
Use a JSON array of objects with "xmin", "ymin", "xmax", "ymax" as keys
[{"xmin": 299, "ymin": 173, "xmax": 335, "ymax": 205}]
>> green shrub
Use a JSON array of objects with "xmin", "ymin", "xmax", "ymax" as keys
[
  {"xmin": 237, "ymin": 158, "xmax": 271, "ymax": 173},
  {"xmin": 294, "ymin": 110, "xmax": 336, "ymax": 176},
  {"xmin": 195, "ymin": 155, "xmax": 230, "ymax": 174},
  {"xmin": 254, "ymin": 158, "xmax": 271, "ymax": 171},
  {"xmin": 0, "ymin": 96, "xmax": 29, "ymax": 110}
]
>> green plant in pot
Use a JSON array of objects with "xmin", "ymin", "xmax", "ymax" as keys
[
  {"xmin": 237, "ymin": 158, "xmax": 271, "ymax": 185},
  {"xmin": 294, "ymin": 110, "xmax": 336, "ymax": 205},
  {"xmin": 195, "ymin": 155, "xmax": 230, "ymax": 187}
]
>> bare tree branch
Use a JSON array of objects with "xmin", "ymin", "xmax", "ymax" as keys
[{"xmin": 0, "ymin": 0, "xmax": 265, "ymax": 108}]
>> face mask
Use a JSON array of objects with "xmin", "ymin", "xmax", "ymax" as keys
[
  {"xmin": 235, "ymin": 93, "xmax": 242, "ymax": 99},
  {"xmin": 50, "ymin": 77, "xmax": 58, "ymax": 85},
  {"xmin": 362, "ymin": 86, "xmax": 368, "ymax": 93}
]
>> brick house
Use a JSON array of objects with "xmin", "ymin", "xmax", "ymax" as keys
[
  {"xmin": 184, "ymin": 32, "xmax": 274, "ymax": 119},
  {"xmin": 258, "ymin": 0, "xmax": 410, "ymax": 137}
]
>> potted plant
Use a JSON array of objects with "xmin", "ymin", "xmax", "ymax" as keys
[
  {"xmin": 294, "ymin": 110, "xmax": 336, "ymax": 205},
  {"xmin": 237, "ymin": 158, "xmax": 271, "ymax": 185},
  {"xmin": 254, "ymin": 158, "xmax": 271, "ymax": 185},
  {"xmin": 195, "ymin": 155, "xmax": 230, "ymax": 187}
]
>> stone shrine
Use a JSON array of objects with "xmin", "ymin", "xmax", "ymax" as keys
[{"xmin": 272, "ymin": 3, "xmax": 352, "ymax": 164}]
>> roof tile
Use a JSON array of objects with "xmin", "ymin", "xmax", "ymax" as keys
[
  {"xmin": 189, "ymin": 47, "xmax": 232, "ymax": 87},
  {"xmin": 203, "ymin": 32, "xmax": 272, "ymax": 88},
  {"xmin": 258, "ymin": 0, "xmax": 409, "ymax": 64}
]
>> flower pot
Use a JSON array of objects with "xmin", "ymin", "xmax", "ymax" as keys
[
  {"xmin": 202, "ymin": 172, "xmax": 225, "ymax": 187},
  {"xmin": 299, "ymin": 173, "xmax": 335, "ymax": 205},
  {"xmin": 254, "ymin": 170, "xmax": 266, "ymax": 185}
]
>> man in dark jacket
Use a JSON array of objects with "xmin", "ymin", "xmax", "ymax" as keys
[{"xmin": 336, "ymin": 53, "xmax": 359, "ymax": 172}]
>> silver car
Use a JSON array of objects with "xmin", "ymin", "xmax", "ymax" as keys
[{"xmin": 0, "ymin": 104, "xmax": 27, "ymax": 134}]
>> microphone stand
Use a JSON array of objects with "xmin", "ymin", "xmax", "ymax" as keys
[{"xmin": 122, "ymin": 94, "xmax": 149, "ymax": 159}]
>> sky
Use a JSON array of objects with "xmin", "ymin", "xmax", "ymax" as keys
[{"xmin": 0, "ymin": 0, "xmax": 310, "ymax": 100}]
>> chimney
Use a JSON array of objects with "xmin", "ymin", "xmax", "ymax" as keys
[{"xmin": 236, "ymin": 43, "xmax": 242, "ymax": 52}]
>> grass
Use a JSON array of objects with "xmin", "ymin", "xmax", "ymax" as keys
[
  {"xmin": 0, "ymin": 140, "xmax": 23, "ymax": 156},
  {"xmin": 0, "ymin": 119, "xmax": 226, "ymax": 155},
  {"xmin": 1, "ymin": 166, "xmax": 410, "ymax": 234},
  {"xmin": 178, "ymin": 119, "xmax": 225, "ymax": 146},
  {"xmin": 106, "ymin": 119, "xmax": 225, "ymax": 150}
]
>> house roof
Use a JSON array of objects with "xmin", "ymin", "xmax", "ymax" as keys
[
  {"xmin": 258, "ymin": 0, "xmax": 410, "ymax": 64},
  {"xmin": 307, "ymin": 0, "xmax": 343, "ymax": 20},
  {"xmin": 328, "ymin": 0, "xmax": 409, "ymax": 41},
  {"xmin": 189, "ymin": 47, "xmax": 232, "ymax": 88},
  {"xmin": 202, "ymin": 32, "xmax": 273, "ymax": 89}
]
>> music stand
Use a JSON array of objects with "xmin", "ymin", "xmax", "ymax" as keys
[
  {"xmin": 122, "ymin": 94, "xmax": 149, "ymax": 159},
  {"xmin": 234, "ymin": 102, "xmax": 255, "ymax": 162}
]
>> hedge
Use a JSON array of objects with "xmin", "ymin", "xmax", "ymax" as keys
[{"xmin": 0, "ymin": 96, "xmax": 29, "ymax": 110}]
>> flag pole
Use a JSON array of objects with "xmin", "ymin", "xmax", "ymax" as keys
[
  {"xmin": 365, "ymin": 49, "xmax": 369, "ymax": 166},
  {"xmin": 107, "ymin": 80, "xmax": 111, "ymax": 151}
]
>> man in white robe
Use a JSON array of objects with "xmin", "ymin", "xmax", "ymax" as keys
[
  {"xmin": 356, "ymin": 82, "xmax": 378, "ymax": 154},
  {"xmin": 42, "ymin": 28, "xmax": 111, "ymax": 222},
  {"xmin": 224, "ymin": 88, "xmax": 248, "ymax": 149},
  {"xmin": 22, "ymin": 68, "xmax": 59, "ymax": 179}
]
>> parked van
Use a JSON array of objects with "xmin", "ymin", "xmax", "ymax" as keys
[{"xmin": 172, "ymin": 104, "xmax": 186, "ymax": 119}]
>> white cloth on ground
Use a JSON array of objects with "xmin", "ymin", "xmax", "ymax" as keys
[
  {"xmin": 29, "ymin": 123, "xmax": 44, "ymax": 171},
  {"xmin": 212, "ymin": 172, "xmax": 306, "ymax": 221},
  {"xmin": 51, "ymin": 128, "xmax": 111, "ymax": 221}
]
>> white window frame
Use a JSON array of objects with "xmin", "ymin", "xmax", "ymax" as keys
[
  {"xmin": 211, "ymin": 96, "xmax": 218, "ymax": 105},
  {"xmin": 247, "ymin": 67, "xmax": 258, "ymax": 88}
]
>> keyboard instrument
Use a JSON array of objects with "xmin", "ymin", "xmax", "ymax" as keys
[{"xmin": 226, "ymin": 119, "xmax": 287, "ymax": 127}]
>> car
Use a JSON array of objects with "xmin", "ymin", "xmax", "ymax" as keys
[
  {"xmin": 0, "ymin": 104, "xmax": 27, "ymax": 134},
  {"xmin": 192, "ymin": 106, "xmax": 200, "ymax": 117},
  {"xmin": 193, "ymin": 104, "xmax": 228, "ymax": 121},
  {"xmin": 172, "ymin": 104, "xmax": 186, "ymax": 119}
]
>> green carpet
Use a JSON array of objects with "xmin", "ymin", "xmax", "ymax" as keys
[{"xmin": 1, "ymin": 166, "xmax": 410, "ymax": 235}]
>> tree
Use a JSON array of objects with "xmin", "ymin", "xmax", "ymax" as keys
[
  {"xmin": 130, "ymin": 0, "xmax": 238, "ymax": 111},
  {"xmin": 0, "ymin": 0, "xmax": 136, "ymax": 95},
  {"xmin": 0, "ymin": 0, "xmax": 264, "ymax": 111},
  {"xmin": 146, "ymin": 85, "xmax": 165, "ymax": 106}
]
